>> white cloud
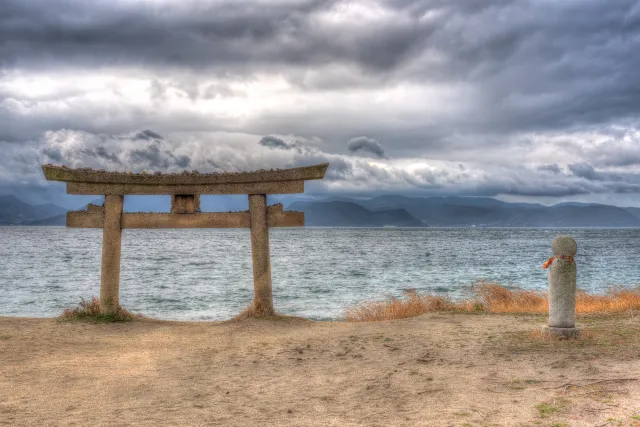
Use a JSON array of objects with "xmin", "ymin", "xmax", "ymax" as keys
[{"xmin": 29, "ymin": 128, "xmax": 640, "ymax": 201}]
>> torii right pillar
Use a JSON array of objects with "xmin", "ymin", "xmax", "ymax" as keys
[{"xmin": 248, "ymin": 194, "xmax": 274, "ymax": 316}]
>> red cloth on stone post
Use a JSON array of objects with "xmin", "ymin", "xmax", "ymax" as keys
[{"xmin": 542, "ymin": 255, "xmax": 574, "ymax": 269}]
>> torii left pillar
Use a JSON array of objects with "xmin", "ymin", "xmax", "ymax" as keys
[{"xmin": 100, "ymin": 195, "xmax": 124, "ymax": 315}]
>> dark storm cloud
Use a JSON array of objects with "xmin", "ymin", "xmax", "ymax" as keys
[
  {"xmin": 258, "ymin": 136, "xmax": 313, "ymax": 156},
  {"xmin": 41, "ymin": 147, "xmax": 63, "ymax": 163},
  {"xmin": 323, "ymin": 157, "xmax": 353, "ymax": 180},
  {"xmin": 256, "ymin": 135, "xmax": 351, "ymax": 180},
  {"xmin": 568, "ymin": 162, "xmax": 601, "ymax": 181},
  {"xmin": 347, "ymin": 136, "xmax": 386, "ymax": 158},
  {"xmin": 0, "ymin": 0, "xmax": 425, "ymax": 73},
  {"xmin": 259, "ymin": 136, "xmax": 291, "ymax": 150},
  {"xmin": 129, "ymin": 144, "xmax": 191, "ymax": 169},
  {"xmin": 133, "ymin": 129, "xmax": 164, "ymax": 141},
  {"xmin": 2, "ymin": 0, "xmax": 639, "ymax": 148},
  {"xmin": 80, "ymin": 146, "xmax": 122, "ymax": 165},
  {"xmin": 538, "ymin": 164, "xmax": 563, "ymax": 174},
  {"xmin": 37, "ymin": 129, "xmax": 191, "ymax": 171},
  {"xmin": 256, "ymin": 136, "xmax": 383, "ymax": 183},
  {"xmin": 595, "ymin": 151, "xmax": 640, "ymax": 168}
]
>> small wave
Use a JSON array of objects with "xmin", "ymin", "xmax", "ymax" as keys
[{"xmin": 183, "ymin": 261, "xmax": 214, "ymax": 267}]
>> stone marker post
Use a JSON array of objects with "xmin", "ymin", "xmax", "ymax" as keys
[{"xmin": 541, "ymin": 235, "xmax": 580, "ymax": 338}]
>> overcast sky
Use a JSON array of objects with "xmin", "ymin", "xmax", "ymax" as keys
[{"xmin": 2, "ymin": 0, "xmax": 640, "ymax": 206}]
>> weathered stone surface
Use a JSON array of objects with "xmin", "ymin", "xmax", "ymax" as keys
[
  {"xmin": 541, "ymin": 325, "xmax": 581, "ymax": 339},
  {"xmin": 86, "ymin": 204, "xmax": 104, "ymax": 213},
  {"xmin": 67, "ymin": 211, "xmax": 104, "ymax": 228},
  {"xmin": 100, "ymin": 195, "xmax": 123, "ymax": 316},
  {"xmin": 42, "ymin": 163, "xmax": 328, "ymax": 185},
  {"xmin": 171, "ymin": 194, "xmax": 200, "ymax": 213},
  {"xmin": 66, "ymin": 181, "xmax": 305, "ymax": 195},
  {"xmin": 552, "ymin": 235, "xmax": 577, "ymax": 257},
  {"xmin": 266, "ymin": 203, "xmax": 304, "ymax": 227},
  {"xmin": 249, "ymin": 194, "xmax": 274, "ymax": 316},
  {"xmin": 67, "ymin": 205, "xmax": 303, "ymax": 229},
  {"xmin": 124, "ymin": 212, "xmax": 249, "ymax": 228},
  {"xmin": 547, "ymin": 235, "xmax": 578, "ymax": 331}
]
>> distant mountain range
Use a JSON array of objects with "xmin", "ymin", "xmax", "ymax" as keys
[
  {"xmin": 296, "ymin": 195, "xmax": 640, "ymax": 227},
  {"xmin": 2, "ymin": 194, "xmax": 640, "ymax": 227},
  {"xmin": 0, "ymin": 195, "xmax": 68, "ymax": 225},
  {"xmin": 288, "ymin": 201, "xmax": 425, "ymax": 227}
]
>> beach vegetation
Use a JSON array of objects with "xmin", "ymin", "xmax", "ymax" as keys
[
  {"xmin": 345, "ymin": 281, "xmax": 640, "ymax": 322},
  {"xmin": 535, "ymin": 400, "xmax": 569, "ymax": 418},
  {"xmin": 59, "ymin": 297, "xmax": 135, "ymax": 322},
  {"xmin": 232, "ymin": 303, "xmax": 306, "ymax": 321}
]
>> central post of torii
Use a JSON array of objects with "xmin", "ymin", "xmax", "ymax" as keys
[{"xmin": 41, "ymin": 163, "xmax": 328, "ymax": 318}]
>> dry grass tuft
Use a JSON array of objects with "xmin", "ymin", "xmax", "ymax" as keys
[
  {"xmin": 474, "ymin": 281, "xmax": 547, "ymax": 313},
  {"xmin": 576, "ymin": 287, "xmax": 640, "ymax": 313},
  {"xmin": 345, "ymin": 281, "xmax": 640, "ymax": 322},
  {"xmin": 59, "ymin": 297, "xmax": 135, "ymax": 322},
  {"xmin": 344, "ymin": 289, "xmax": 481, "ymax": 322},
  {"xmin": 233, "ymin": 303, "xmax": 286, "ymax": 320},
  {"xmin": 232, "ymin": 302, "xmax": 310, "ymax": 322}
]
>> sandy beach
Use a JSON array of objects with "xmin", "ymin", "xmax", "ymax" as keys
[{"xmin": 1, "ymin": 313, "xmax": 639, "ymax": 426}]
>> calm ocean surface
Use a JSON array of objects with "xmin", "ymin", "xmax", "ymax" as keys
[{"xmin": 1, "ymin": 227, "xmax": 639, "ymax": 321}]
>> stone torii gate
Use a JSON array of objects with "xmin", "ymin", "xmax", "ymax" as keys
[{"xmin": 41, "ymin": 163, "xmax": 328, "ymax": 317}]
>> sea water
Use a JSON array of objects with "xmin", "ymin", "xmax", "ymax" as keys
[{"xmin": 1, "ymin": 227, "xmax": 639, "ymax": 320}]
